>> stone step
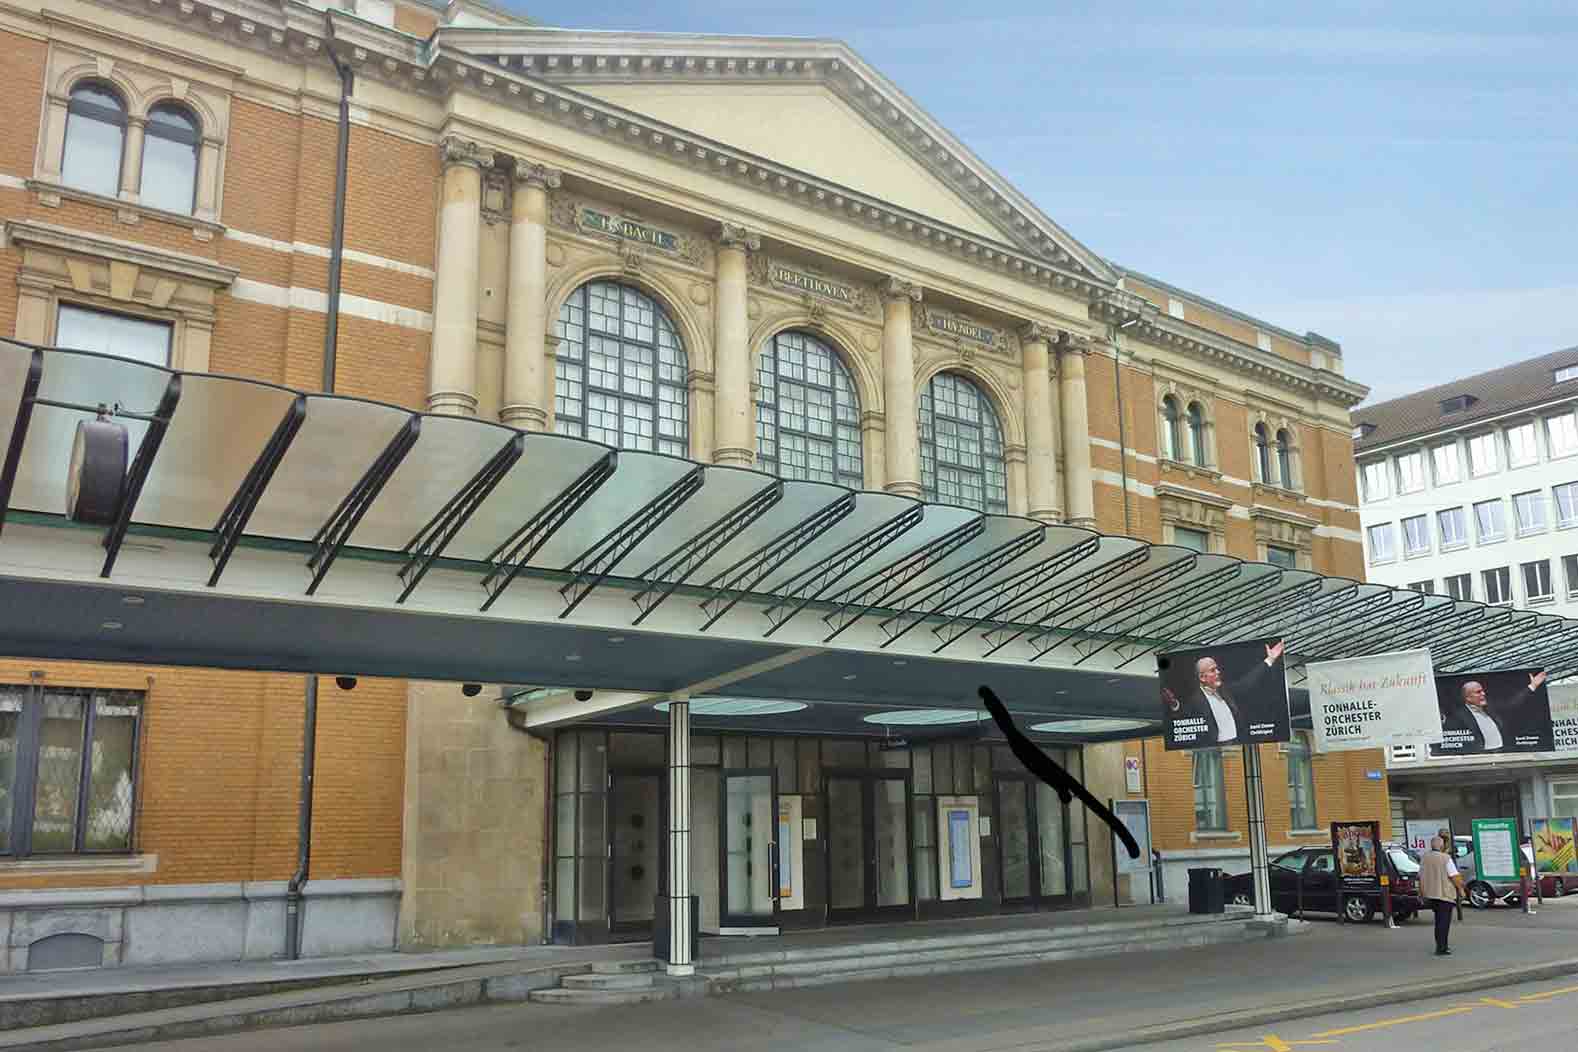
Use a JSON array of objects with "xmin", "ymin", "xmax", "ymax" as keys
[
  {"xmin": 562, "ymin": 972, "xmax": 656, "ymax": 991},
  {"xmin": 527, "ymin": 986, "xmax": 681, "ymax": 1007},
  {"xmin": 589, "ymin": 959, "xmax": 662, "ymax": 976}
]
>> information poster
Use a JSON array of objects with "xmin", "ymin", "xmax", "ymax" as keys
[
  {"xmin": 1158, "ymin": 639, "xmax": 1289, "ymax": 749},
  {"xmin": 1431, "ymin": 669, "xmax": 1554, "ymax": 755},
  {"xmin": 948, "ymin": 810, "xmax": 972, "ymax": 888},
  {"xmin": 935, "ymin": 795, "xmax": 983, "ymax": 901},
  {"xmin": 1531, "ymin": 818, "xmax": 1578, "ymax": 875},
  {"xmin": 776, "ymin": 796, "xmax": 804, "ymax": 911},
  {"xmin": 1113, "ymin": 799, "xmax": 1153, "ymax": 876},
  {"xmin": 1471, "ymin": 818, "xmax": 1521, "ymax": 882},
  {"xmin": 1551, "ymin": 684, "xmax": 1578, "ymax": 754},
  {"xmin": 1403, "ymin": 818, "xmax": 1451, "ymax": 854},
  {"xmin": 1331, "ymin": 820, "xmax": 1382, "ymax": 893},
  {"xmin": 1306, "ymin": 649, "xmax": 1440, "ymax": 752}
]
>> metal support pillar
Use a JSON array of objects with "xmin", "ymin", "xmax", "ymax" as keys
[
  {"xmin": 665, "ymin": 694, "xmax": 693, "ymax": 976},
  {"xmin": 1242, "ymin": 743, "xmax": 1274, "ymax": 920}
]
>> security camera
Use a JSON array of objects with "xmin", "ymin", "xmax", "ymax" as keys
[
  {"xmin": 574, "ymin": 689, "xmax": 594, "ymax": 702},
  {"xmin": 335, "ymin": 676, "xmax": 358, "ymax": 691},
  {"xmin": 461, "ymin": 683, "xmax": 482, "ymax": 698}
]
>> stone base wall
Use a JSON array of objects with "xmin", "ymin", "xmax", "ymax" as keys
[{"xmin": 0, "ymin": 878, "xmax": 399, "ymax": 972}]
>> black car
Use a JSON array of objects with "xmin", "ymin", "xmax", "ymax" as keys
[{"xmin": 1223, "ymin": 845, "xmax": 1424, "ymax": 923}]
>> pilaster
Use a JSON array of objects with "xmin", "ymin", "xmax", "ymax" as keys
[
  {"xmin": 1058, "ymin": 330, "xmax": 1095, "ymax": 527},
  {"xmin": 881, "ymin": 277, "xmax": 923, "ymax": 500},
  {"xmin": 1020, "ymin": 322, "xmax": 1062, "ymax": 524},
  {"xmin": 500, "ymin": 160, "xmax": 561, "ymax": 431},
  {"xmin": 428, "ymin": 136, "xmax": 494, "ymax": 417},
  {"xmin": 712, "ymin": 223, "xmax": 760, "ymax": 468}
]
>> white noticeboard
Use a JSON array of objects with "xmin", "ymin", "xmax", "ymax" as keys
[
  {"xmin": 1550, "ymin": 683, "xmax": 1578, "ymax": 755},
  {"xmin": 936, "ymin": 795, "xmax": 983, "ymax": 901},
  {"xmin": 1403, "ymin": 818, "xmax": 1450, "ymax": 853},
  {"xmin": 1306, "ymin": 648, "xmax": 1440, "ymax": 752},
  {"xmin": 776, "ymin": 796, "xmax": 805, "ymax": 911},
  {"xmin": 1113, "ymin": 799, "xmax": 1152, "ymax": 877}
]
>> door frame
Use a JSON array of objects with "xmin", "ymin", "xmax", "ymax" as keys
[
  {"xmin": 824, "ymin": 768, "xmax": 916, "ymax": 924},
  {"xmin": 607, "ymin": 766, "xmax": 667, "ymax": 935},
  {"xmin": 993, "ymin": 771, "xmax": 1075, "ymax": 910},
  {"xmin": 718, "ymin": 767, "xmax": 780, "ymax": 933}
]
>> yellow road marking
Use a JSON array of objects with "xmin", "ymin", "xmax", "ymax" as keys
[
  {"xmin": 1215, "ymin": 1038, "xmax": 1337, "ymax": 1051},
  {"xmin": 1516, "ymin": 982, "xmax": 1578, "ymax": 1002},
  {"xmin": 1472, "ymin": 997, "xmax": 1523, "ymax": 1009},
  {"xmin": 1310, "ymin": 1004, "xmax": 1474, "ymax": 1037}
]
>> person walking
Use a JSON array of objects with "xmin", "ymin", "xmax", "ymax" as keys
[{"xmin": 1420, "ymin": 835, "xmax": 1466, "ymax": 956}]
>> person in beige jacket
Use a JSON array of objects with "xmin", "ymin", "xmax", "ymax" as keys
[{"xmin": 1420, "ymin": 835, "xmax": 1466, "ymax": 956}]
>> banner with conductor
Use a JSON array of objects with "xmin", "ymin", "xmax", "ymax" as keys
[
  {"xmin": 1307, "ymin": 649, "xmax": 1440, "ymax": 753},
  {"xmin": 1158, "ymin": 639, "xmax": 1289, "ymax": 750}
]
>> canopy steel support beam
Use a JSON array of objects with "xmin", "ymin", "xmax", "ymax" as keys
[
  {"xmin": 631, "ymin": 477, "xmax": 784, "ymax": 625},
  {"xmin": 761, "ymin": 503, "xmax": 923, "ymax": 638},
  {"xmin": 1479, "ymin": 619, "xmax": 1578, "ymax": 670},
  {"xmin": 1073, "ymin": 561, "xmax": 1243, "ymax": 666},
  {"xmin": 209, "ymin": 396, "xmax": 307, "ymax": 586},
  {"xmin": 981, "ymin": 544, "xmax": 1151, "ymax": 657},
  {"xmin": 1114, "ymin": 569, "xmax": 1285, "ymax": 668},
  {"xmin": 479, "ymin": 451, "xmax": 616, "ymax": 613},
  {"xmin": 101, "ymin": 375, "xmax": 183, "ymax": 579},
  {"xmin": 1431, "ymin": 608, "xmax": 1526, "ymax": 669},
  {"xmin": 1030, "ymin": 553, "xmax": 1199, "ymax": 661},
  {"xmin": 0, "ymin": 348, "xmax": 43, "ymax": 540},
  {"xmin": 1330, "ymin": 596, "xmax": 1449, "ymax": 658},
  {"xmin": 559, "ymin": 464, "xmax": 705, "ymax": 618},
  {"xmin": 821, "ymin": 516, "xmax": 985, "ymax": 641},
  {"xmin": 1191, "ymin": 577, "xmax": 1324, "ymax": 646},
  {"xmin": 1406, "ymin": 605, "xmax": 1494, "ymax": 660},
  {"xmin": 928, "ymin": 535, "xmax": 1103, "ymax": 653},
  {"xmin": 397, "ymin": 432, "xmax": 524, "ymax": 603},
  {"xmin": 1251, "ymin": 582, "xmax": 1362, "ymax": 648},
  {"xmin": 876, "ymin": 525, "xmax": 1047, "ymax": 647},
  {"xmin": 697, "ymin": 490, "xmax": 857, "ymax": 631},
  {"xmin": 1435, "ymin": 610, "xmax": 1542, "ymax": 671},
  {"xmin": 1292, "ymin": 589, "xmax": 1406, "ymax": 660},
  {"xmin": 306, "ymin": 414, "xmax": 419, "ymax": 596}
]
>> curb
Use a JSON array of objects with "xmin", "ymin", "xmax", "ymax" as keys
[{"xmin": 1038, "ymin": 956, "xmax": 1578, "ymax": 1052}]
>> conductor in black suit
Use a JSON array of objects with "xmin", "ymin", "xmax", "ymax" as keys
[
  {"xmin": 1439, "ymin": 671, "xmax": 1547, "ymax": 753},
  {"xmin": 1164, "ymin": 641, "xmax": 1286, "ymax": 745}
]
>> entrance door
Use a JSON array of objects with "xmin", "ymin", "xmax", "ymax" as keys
[
  {"xmin": 826, "ymin": 771, "xmax": 913, "ymax": 921},
  {"xmin": 720, "ymin": 769, "xmax": 778, "ymax": 932},
  {"xmin": 995, "ymin": 774, "xmax": 1072, "ymax": 908},
  {"xmin": 608, "ymin": 769, "xmax": 665, "ymax": 933}
]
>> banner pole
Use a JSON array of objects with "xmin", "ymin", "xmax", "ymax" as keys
[{"xmin": 1242, "ymin": 743, "xmax": 1273, "ymax": 920}]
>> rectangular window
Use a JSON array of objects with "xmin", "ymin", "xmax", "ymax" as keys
[
  {"xmin": 1554, "ymin": 779, "xmax": 1578, "ymax": 819},
  {"xmin": 1507, "ymin": 422, "xmax": 1539, "ymax": 467},
  {"xmin": 1483, "ymin": 566, "xmax": 1513, "ymax": 605},
  {"xmin": 0, "ymin": 686, "xmax": 141, "ymax": 857},
  {"xmin": 1401, "ymin": 514, "xmax": 1431, "ymax": 555},
  {"xmin": 1167, "ymin": 297, "xmax": 1185, "ymax": 319},
  {"xmin": 1566, "ymin": 555, "xmax": 1578, "ymax": 597},
  {"xmin": 1555, "ymin": 483, "xmax": 1578, "ymax": 528},
  {"xmin": 1557, "ymin": 366, "xmax": 1578, "ymax": 385},
  {"xmin": 1174, "ymin": 526, "xmax": 1210, "ymax": 552},
  {"xmin": 1193, "ymin": 749, "xmax": 1227, "ymax": 831},
  {"xmin": 1523, "ymin": 559, "xmax": 1554, "ymax": 603},
  {"xmin": 1407, "ymin": 580, "xmax": 1433, "ymax": 593},
  {"xmin": 1266, "ymin": 545, "xmax": 1297, "ymax": 568},
  {"xmin": 1444, "ymin": 573, "xmax": 1473, "ymax": 601},
  {"xmin": 1514, "ymin": 490, "xmax": 1548, "ymax": 535},
  {"xmin": 1361, "ymin": 461, "xmax": 1389, "ymax": 501},
  {"xmin": 1366, "ymin": 523, "xmax": 1396, "ymax": 563},
  {"xmin": 1468, "ymin": 433, "xmax": 1498, "ymax": 476},
  {"xmin": 55, "ymin": 305, "xmax": 172, "ymax": 367},
  {"xmin": 1431, "ymin": 443, "xmax": 1461, "ymax": 484},
  {"xmin": 1256, "ymin": 331, "xmax": 1273, "ymax": 352},
  {"xmin": 1474, "ymin": 499, "xmax": 1507, "ymax": 542},
  {"xmin": 1548, "ymin": 414, "xmax": 1578, "ymax": 458},
  {"xmin": 1287, "ymin": 731, "xmax": 1317, "ymax": 830},
  {"xmin": 1396, "ymin": 452, "xmax": 1426, "ymax": 493},
  {"xmin": 1437, "ymin": 506, "xmax": 1469, "ymax": 548}
]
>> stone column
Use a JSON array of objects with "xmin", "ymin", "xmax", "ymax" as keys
[
  {"xmin": 501, "ymin": 161, "xmax": 560, "ymax": 431},
  {"xmin": 1020, "ymin": 323, "xmax": 1062, "ymax": 523},
  {"xmin": 428, "ymin": 136, "xmax": 493, "ymax": 417},
  {"xmin": 119, "ymin": 118, "xmax": 146, "ymax": 202},
  {"xmin": 1058, "ymin": 333, "xmax": 1095, "ymax": 527},
  {"xmin": 665, "ymin": 693, "xmax": 693, "ymax": 976},
  {"xmin": 712, "ymin": 224, "xmax": 759, "ymax": 467},
  {"xmin": 689, "ymin": 369, "xmax": 717, "ymax": 462},
  {"xmin": 881, "ymin": 278, "xmax": 923, "ymax": 499}
]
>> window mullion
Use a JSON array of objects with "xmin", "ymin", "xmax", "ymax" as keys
[
  {"xmin": 74, "ymin": 692, "xmax": 95, "ymax": 853},
  {"xmin": 14, "ymin": 682, "xmax": 44, "ymax": 858}
]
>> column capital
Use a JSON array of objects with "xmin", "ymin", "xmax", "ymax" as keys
[
  {"xmin": 1057, "ymin": 330, "xmax": 1092, "ymax": 355},
  {"xmin": 439, "ymin": 136, "xmax": 495, "ymax": 171},
  {"xmin": 510, "ymin": 160, "xmax": 561, "ymax": 190},
  {"xmin": 1018, "ymin": 321, "xmax": 1058, "ymax": 345},
  {"xmin": 881, "ymin": 277, "xmax": 923, "ymax": 303},
  {"xmin": 716, "ymin": 222, "xmax": 761, "ymax": 251}
]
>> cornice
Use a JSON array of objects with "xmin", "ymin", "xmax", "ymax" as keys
[{"xmin": 3, "ymin": 219, "xmax": 239, "ymax": 288}]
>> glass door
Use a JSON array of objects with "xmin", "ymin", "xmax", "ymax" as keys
[
  {"xmin": 608, "ymin": 769, "xmax": 664, "ymax": 933},
  {"xmin": 720, "ymin": 769, "xmax": 778, "ymax": 931},
  {"xmin": 1035, "ymin": 781, "xmax": 1071, "ymax": 903},
  {"xmin": 827, "ymin": 771, "xmax": 913, "ymax": 921},
  {"xmin": 827, "ymin": 775, "xmax": 866, "ymax": 914},
  {"xmin": 996, "ymin": 774, "xmax": 1073, "ymax": 908}
]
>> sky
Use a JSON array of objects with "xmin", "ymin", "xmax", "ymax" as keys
[{"xmin": 510, "ymin": 2, "xmax": 1578, "ymax": 406}]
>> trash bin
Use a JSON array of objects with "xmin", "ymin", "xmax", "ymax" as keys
[{"xmin": 1188, "ymin": 867, "xmax": 1224, "ymax": 914}]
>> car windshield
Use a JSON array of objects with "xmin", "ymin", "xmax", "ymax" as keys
[{"xmin": 1388, "ymin": 848, "xmax": 1420, "ymax": 874}]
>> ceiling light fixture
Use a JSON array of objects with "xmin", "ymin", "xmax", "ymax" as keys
[
  {"xmin": 100, "ymin": 620, "xmax": 124, "ymax": 631},
  {"xmin": 863, "ymin": 709, "xmax": 988, "ymax": 727},
  {"xmin": 654, "ymin": 698, "xmax": 808, "ymax": 717},
  {"xmin": 1030, "ymin": 718, "xmax": 1153, "ymax": 734}
]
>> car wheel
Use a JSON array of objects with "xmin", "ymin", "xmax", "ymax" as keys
[
  {"xmin": 1343, "ymin": 895, "xmax": 1375, "ymax": 923},
  {"xmin": 1467, "ymin": 882, "xmax": 1494, "ymax": 909},
  {"xmin": 1551, "ymin": 880, "xmax": 1566, "ymax": 898}
]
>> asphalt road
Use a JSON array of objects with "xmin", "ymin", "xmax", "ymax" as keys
[{"xmin": 105, "ymin": 898, "xmax": 1578, "ymax": 1052}]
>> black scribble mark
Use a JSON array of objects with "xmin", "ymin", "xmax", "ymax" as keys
[{"xmin": 978, "ymin": 685, "xmax": 1140, "ymax": 860}]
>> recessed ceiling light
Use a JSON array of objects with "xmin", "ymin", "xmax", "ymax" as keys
[
  {"xmin": 100, "ymin": 620, "xmax": 124, "ymax": 631},
  {"xmin": 1030, "ymin": 718, "xmax": 1152, "ymax": 734},
  {"xmin": 607, "ymin": 636, "xmax": 625, "ymax": 644},
  {"xmin": 565, "ymin": 654, "xmax": 582, "ymax": 662},
  {"xmin": 842, "ymin": 674, "xmax": 857, "ymax": 681},
  {"xmin": 892, "ymin": 660, "xmax": 907, "ymax": 667},
  {"xmin": 121, "ymin": 595, "xmax": 145, "ymax": 606},
  {"xmin": 863, "ymin": 708, "xmax": 988, "ymax": 727},
  {"xmin": 1055, "ymin": 689, "xmax": 1068, "ymax": 695},
  {"xmin": 654, "ymin": 698, "xmax": 808, "ymax": 716}
]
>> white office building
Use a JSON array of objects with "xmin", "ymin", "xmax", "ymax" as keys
[{"xmin": 1353, "ymin": 347, "xmax": 1578, "ymax": 838}]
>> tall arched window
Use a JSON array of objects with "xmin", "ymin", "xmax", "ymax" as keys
[
  {"xmin": 141, "ymin": 102, "xmax": 201, "ymax": 215},
  {"xmin": 919, "ymin": 372, "xmax": 1008, "ymax": 514},
  {"xmin": 554, "ymin": 281, "xmax": 688, "ymax": 456},
  {"xmin": 1276, "ymin": 428, "xmax": 1295, "ymax": 488},
  {"xmin": 755, "ymin": 330, "xmax": 863, "ymax": 487},
  {"xmin": 1187, "ymin": 402, "xmax": 1206, "ymax": 466},
  {"xmin": 1254, "ymin": 422, "xmax": 1272, "ymax": 483},
  {"xmin": 62, "ymin": 82, "xmax": 127, "ymax": 199},
  {"xmin": 1161, "ymin": 396, "xmax": 1182, "ymax": 461}
]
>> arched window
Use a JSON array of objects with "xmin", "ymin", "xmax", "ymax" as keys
[
  {"xmin": 1276, "ymin": 428, "xmax": 1295, "ymax": 488},
  {"xmin": 1161, "ymin": 396, "xmax": 1182, "ymax": 461},
  {"xmin": 141, "ymin": 102, "xmax": 201, "ymax": 215},
  {"xmin": 1254, "ymin": 422, "xmax": 1272, "ymax": 483},
  {"xmin": 755, "ymin": 330, "xmax": 863, "ymax": 487},
  {"xmin": 919, "ymin": 372, "xmax": 1008, "ymax": 514},
  {"xmin": 62, "ymin": 82, "xmax": 127, "ymax": 198},
  {"xmin": 1187, "ymin": 402, "xmax": 1206, "ymax": 466},
  {"xmin": 554, "ymin": 281, "xmax": 688, "ymax": 456}
]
